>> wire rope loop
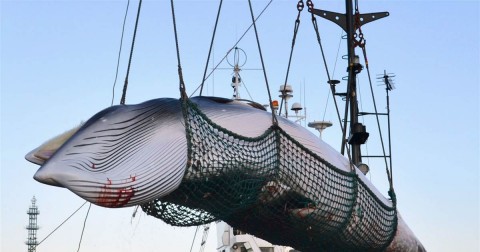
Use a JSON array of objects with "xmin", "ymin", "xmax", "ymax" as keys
[{"xmin": 312, "ymin": 18, "xmax": 319, "ymax": 37}]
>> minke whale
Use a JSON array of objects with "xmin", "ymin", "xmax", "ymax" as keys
[{"xmin": 26, "ymin": 96, "xmax": 425, "ymax": 251}]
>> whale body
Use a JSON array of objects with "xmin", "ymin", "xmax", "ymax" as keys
[{"xmin": 27, "ymin": 96, "xmax": 425, "ymax": 251}]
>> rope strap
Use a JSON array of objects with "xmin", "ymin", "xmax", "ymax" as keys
[
  {"xmin": 307, "ymin": 0, "xmax": 354, "ymax": 171},
  {"xmin": 247, "ymin": 0, "xmax": 277, "ymax": 126},
  {"xmin": 120, "ymin": 0, "xmax": 143, "ymax": 105},
  {"xmin": 170, "ymin": 0, "xmax": 187, "ymax": 99},
  {"xmin": 199, "ymin": 0, "xmax": 223, "ymax": 96},
  {"xmin": 278, "ymin": 0, "xmax": 304, "ymax": 117}
]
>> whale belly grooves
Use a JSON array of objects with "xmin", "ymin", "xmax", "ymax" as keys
[{"xmin": 32, "ymin": 98, "xmax": 189, "ymax": 207}]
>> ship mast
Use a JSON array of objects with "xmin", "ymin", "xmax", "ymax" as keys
[
  {"xmin": 345, "ymin": 0, "xmax": 363, "ymax": 166},
  {"xmin": 310, "ymin": 0, "xmax": 389, "ymax": 166}
]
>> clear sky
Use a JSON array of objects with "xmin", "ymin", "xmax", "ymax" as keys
[{"xmin": 1, "ymin": 0, "xmax": 479, "ymax": 251}]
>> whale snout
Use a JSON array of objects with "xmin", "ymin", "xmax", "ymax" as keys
[
  {"xmin": 33, "ymin": 160, "xmax": 69, "ymax": 187},
  {"xmin": 33, "ymin": 168, "xmax": 63, "ymax": 187},
  {"xmin": 34, "ymin": 160, "xmax": 138, "ymax": 207}
]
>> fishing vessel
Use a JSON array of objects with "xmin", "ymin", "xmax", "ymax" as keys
[{"xmin": 26, "ymin": 0, "xmax": 425, "ymax": 251}]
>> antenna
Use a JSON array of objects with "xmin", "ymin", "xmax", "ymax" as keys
[
  {"xmin": 26, "ymin": 196, "xmax": 39, "ymax": 252},
  {"xmin": 308, "ymin": 121, "xmax": 333, "ymax": 139},
  {"xmin": 274, "ymin": 84, "xmax": 306, "ymax": 123},
  {"xmin": 278, "ymin": 84, "xmax": 293, "ymax": 118},
  {"xmin": 219, "ymin": 47, "xmax": 261, "ymax": 100},
  {"xmin": 227, "ymin": 47, "xmax": 247, "ymax": 100},
  {"xmin": 376, "ymin": 70, "xmax": 396, "ymax": 91}
]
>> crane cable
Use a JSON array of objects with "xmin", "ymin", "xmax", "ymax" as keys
[
  {"xmin": 170, "ymin": 0, "xmax": 187, "ymax": 99},
  {"xmin": 188, "ymin": 226, "xmax": 200, "ymax": 252},
  {"xmin": 189, "ymin": 0, "xmax": 274, "ymax": 97},
  {"xmin": 111, "ymin": 0, "xmax": 131, "ymax": 106},
  {"xmin": 353, "ymin": 2, "xmax": 395, "ymax": 195},
  {"xmin": 361, "ymin": 44, "xmax": 394, "ymax": 192},
  {"xmin": 76, "ymin": 203, "xmax": 92, "ymax": 252},
  {"xmin": 199, "ymin": 0, "xmax": 224, "ymax": 96},
  {"xmin": 321, "ymin": 29, "xmax": 344, "ymax": 122},
  {"xmin": 35, "ymin": 201, "xmax": 88, "ymax": 248},
  {"xmin": 198, "ymin": 223, "xmax": 211, "ymax": 252},
  {"xmin": 120, "ymin": 0, "xmax": 143, "ymax": 105},
  {"xmin": 278, "ymin": 0, "xmax": 304, "ymax": 117},
  {"xmin": 306, "ymin": 0, "xmax": 354, "ymax": 171},
  {"xmin": 247, "ymin": 0, "xmax": 277, "ymax": 125}
]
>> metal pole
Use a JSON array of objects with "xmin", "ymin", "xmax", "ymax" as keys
[
  {"xmin": 386, "ymin": 73, "xmax": 393, "ymax": 186},
  {"xmin": 345, "ymin": 0, "xmax": 362, "ymax": 166}
]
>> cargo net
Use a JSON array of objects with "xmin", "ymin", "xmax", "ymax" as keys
[{"xmin": 141, "ymin": 99, "xmax": 397, "ymax": 251}]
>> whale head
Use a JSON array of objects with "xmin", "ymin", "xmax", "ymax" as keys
[{"xmin": 29, "ymin": 98, "xmax": 187, "ymax": 207}]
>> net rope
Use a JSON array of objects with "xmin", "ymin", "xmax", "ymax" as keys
[{"xmin": 141, "ymin": 99, "xmax": 397, "ymax": 251}]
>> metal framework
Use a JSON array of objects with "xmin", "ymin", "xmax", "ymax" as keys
[{"xmin": 26, "ymin": 196, "xmax": 39, "ymax": 252}]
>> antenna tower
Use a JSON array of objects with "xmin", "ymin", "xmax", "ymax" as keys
[{"xmin": 25, "ymin": 196, "xmax": 39, "ymax": 252}]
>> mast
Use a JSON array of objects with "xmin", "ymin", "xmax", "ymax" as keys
[
  {"xmin": 310, "ymin": 0, "xmax": 389, "ymax": 166},
  {"xmin": 345, "ymin": 0, "xmax": 362, "ymax": 166}
]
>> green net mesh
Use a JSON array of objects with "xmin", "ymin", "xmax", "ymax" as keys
[{"xmin": 141, "ymin": 99, "xmax": 397, "ymax": 251}]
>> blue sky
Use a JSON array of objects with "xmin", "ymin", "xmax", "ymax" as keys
[{"xmin": 1, "ymin": 0, "xmax": 479, "ymax": 251}]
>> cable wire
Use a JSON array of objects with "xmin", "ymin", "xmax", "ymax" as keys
[
  {"xmin": 278, "ymin": 0, "xmax": 304, "ymax": 117},
  {"xmin": 170, "ymin": 0, "xmax": 187, "ymax": 98},
  {"xmin": 247, "ymin": 0, "xmax": 277, "ymax": 125},
  {"xmin": 111, "ymin": 0, "xmax": 131, "ymax": 106},
  {"xmin": 199, "ymin": 0, "xmax": 223, "ymax": 96},
  {"xmin": 120, "ymin": 0, "xmax": 143, "ymax": 105},
  {"xmin": 322, "ymin": 30, "xmax": 344, "ymax": 122},
  {"xmin": 239, "ymin": 74, "xmax": 254, "ymax": 101},
  {"xmin": 76, "ymin": 203, "xmax": 92, "ymax": 252},
  {"xmin": 36, "ymin": 201, "xmax": 88, "ymax": 247},
  {"xmin": 189, "ymin": 226, "xmax": 200, "ymax": 252},
  {"xmin": 189, "ymin": 0, "xmax": 274, "ymax": 97},
  {"xmin": 362, "ymin": 45, "xmax": 393, "ymax": 189},
  {"xmin": 307, "ymin": 1, "xmax": 353, "ymax": 169}
]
